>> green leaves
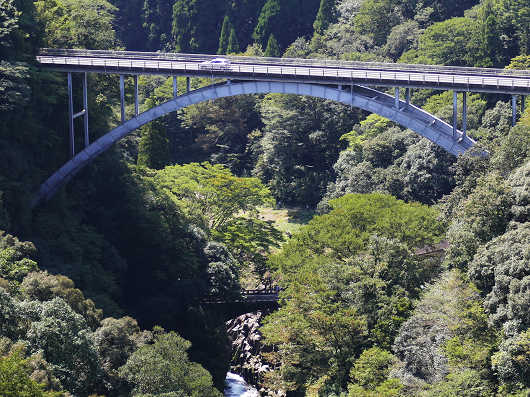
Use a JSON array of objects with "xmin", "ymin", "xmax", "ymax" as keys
[
  {"xmin": 151, "ymin": 162, "xmax": 274, "ymax": 234},
  {"xmin": 0, "ymin": 0, "xmax": 20, "ymax": 56},
  {"xmin": 217, "ymin": 15, "xmax": 233, "ymax": 54},
  {"xmin": 469, "ymin": 222, "xmax": 530, "ymax": 332},
  {"xmin": 313, "ymin": 0, "xmax": 336, "ymax": 35},
  {"xmin": 285, "ymin": 193, "xmax": 443, "ymax": 267},
  {"xmin": 0, "ymin": 231, "xmax": 37, "ymax": 282},
  {"xmin": 264, "ymin": 34, "xmax": 280, "ymax": 57},
  {"xmin": 262, "ymin": 193, "xmax": 445, "ymax": 392},
  {"xmin": 118, "ymin": 332, "xmax": 222, "ymax": 396},
  {"xmin": 0, "ymin": 61, "xmax": 30, "ymax": 113},
  {"xmin": 0, "ymin": 348, "xmax": 63, "ymax": 397},
  {"xmin": 35, "ymin": 0, "xmax": 118, "ymax": 49}
]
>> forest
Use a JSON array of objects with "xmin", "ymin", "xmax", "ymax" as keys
[{"xmin": 0, "ymin": 0, "xmax": 529, "ymax": 396}]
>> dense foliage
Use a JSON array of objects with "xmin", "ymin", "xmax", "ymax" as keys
[{"xmin": 1, "ymin": 0, "xmax": 529, "ymax": 395}]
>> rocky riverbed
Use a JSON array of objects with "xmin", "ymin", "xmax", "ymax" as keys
[{"xmin": 226, "ymin": 311, "xmax": 285, "ymax": 397}]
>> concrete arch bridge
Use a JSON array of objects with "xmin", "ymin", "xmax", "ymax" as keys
[{"xmin": 32, "ymin": 49, "xmax": 530, "ymax": 206}]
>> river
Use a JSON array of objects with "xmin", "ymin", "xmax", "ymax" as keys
[{"xmin": 225, "ymin": 372, "xmax": 260, "ymax": 397}]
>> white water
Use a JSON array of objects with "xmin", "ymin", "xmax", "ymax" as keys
[{"xmin": 224, "ymin": 372, "xmax": 260, "ymax": 397}]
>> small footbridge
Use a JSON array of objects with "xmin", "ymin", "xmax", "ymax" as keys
[{"xmin": 32, "ymin": 49, "xmax": 530, "ymax": 206}]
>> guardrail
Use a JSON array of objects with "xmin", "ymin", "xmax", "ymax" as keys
[
  {"xmin": 36, "ymin": 54, "xmax": 530, "ymax": 93},
  {"xmin": 38, "ymin": 48, "xmax": 530, "ymax": 78},
  {"xmin": 242, "ymin": 287, "xmax": 281, "ymax": 296}
]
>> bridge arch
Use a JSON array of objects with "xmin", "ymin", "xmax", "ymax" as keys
[{"xmin": 33, "ymin": 80, "xmax": 476, "ymax": 206}]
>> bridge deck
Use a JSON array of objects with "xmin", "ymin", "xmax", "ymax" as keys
[{"xmin": 37, "ymin": 49, "xmax": 530, "ymax": 95}]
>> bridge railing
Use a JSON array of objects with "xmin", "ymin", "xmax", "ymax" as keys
[
  {"xmin": 38, "ymin": 48, "xmax": 530, "ymax": 79},
  {"xmin": 241, "ymin": 287, "xmax": 281, "ymax": 295}
]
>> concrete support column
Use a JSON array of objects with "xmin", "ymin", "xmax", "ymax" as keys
[
  {"xmin": 186, "ymin": 77, "xmax": 190, "ymax": 93},
  {"xmin": 83, "ymin": 72, "xmax": 89, "ymax": 147},
  {"xmin": 512, "ymin": 95, "xmax": 517, "ymax": 126},
  {"xmin": 173, "ymin": 76, "xmax": 178, "ymax": 98},
  {"xmin": 453, "ymin": 91, "xmax": 458, "ymax": 137},
  {"xmin": 394, "ymin": 87, "xmax": 400, "ymax": 109},
  {"xmin": 134, "ymin": 75, "xmax": 139, "ymax": 116},
  {"xmin": 462, "ymin": 92, "xmax": 467, "ymax": 138},
  {"xmin": 406, "ymin": 88, "xmax": 410, "ymax": 106},
  {"xmin": 67, "ymin": 73, "xmax": 75, "ymax": 158},
  {"xmin": 120, "ymin": 75, "xmax": 125, "ymax": 124}
]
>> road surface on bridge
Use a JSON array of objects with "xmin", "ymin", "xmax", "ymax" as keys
[{"xmin": 37, "ymin": 48, "xmax": 530, "ymax": 95}]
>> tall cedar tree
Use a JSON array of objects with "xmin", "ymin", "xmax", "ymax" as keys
[
  {"xmin": 217, "ymin": 14, "xmax": 232, "ymax": 54},
  {"xmin": 313, "ymin": 0, "xmax": 335, "ymax": 35},
  {"xmin": 252, "ymin": 0, "xmax": 281, "ymax": 48},
  {"xmin": 264, "ymin": 33, "xmax": 280, "ymax": 57},
  {"xmin": 227, "ymin": 27, "xmax": 240, "ymax": 53}
]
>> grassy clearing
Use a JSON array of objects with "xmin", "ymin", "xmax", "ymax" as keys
[
  {"xmin": 238, "ymin": 206, "xmax": 315, "ymax": 289},
  {"xmin": 257, "ymin": 206, "xmax": 315, "ymax": 236}
]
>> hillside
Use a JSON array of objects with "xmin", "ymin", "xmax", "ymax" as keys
[{"xmin": 0, "ymin": 0, "xmax": 529, "ymax": 395}]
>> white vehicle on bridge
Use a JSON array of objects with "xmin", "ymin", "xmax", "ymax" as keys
[{"xmin": 199, "ymin": 57, "xmax": 231, "ymax": 70}]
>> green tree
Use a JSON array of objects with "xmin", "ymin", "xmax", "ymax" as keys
[
  {"xmin": 226, "ymin": 27, "xmax": 240, "ymax": 54},
  {"xmin": 0, "ymin": 349, "xmax": 63, "ymax": 397},
  {"xmin": 21, "ymin": 297, "xmax": 102, "ymax": 396},
  {"xmin": 252, "ymin": 0, "xmax": 281, "ymax": 47},
  {"xmin": 179, "ymin": 94, "xmax": 261, "ymax": 174},
  {"xmin": 393, "ymin": 270, "xmax": 496, "ymax": 386},
  {"xmin": 150, "ymin": 162, "xmax": 274, "ymax": 234},
  {"xmin": 400, "ymin": 17, "xmax": 481, "ymax": 66},
  {"xmin": 142, "ymin": 0, "xmax": 174, "ymax": 50},
  {"xmin": 444, "ymin": 172, "xmax": 514, "ymax": 270},
  {"xmin": 0, "ymin": 231, "xmax": 37, "ymax": 282},
  {"xmin": 108, "ymin": 0, "xmax": 145, "ymax": 50},
  {"xmin": 0, "ymin": 287, "xmax": 21, "ymax": 340},
  {"xmin": 118, "ymin": 331, "xmax": 222, "ymax": 396},
  {"xmin": 93, "ymin": 316, "xmax": 149, "ymax": 394},
  {"xmin": 477, "ymin": 0, "xmax": 501, "ymax": 67},
  {"xmin": 353, "ymin": 0, "xmax": 402, "ymax": 47},
  {"xmin": 212, "ymin": 217, "xmax": 283, "ymax": 276},
  {"xmin": 492, "ymin": 124, "xmax": 530, "ymax": 175},
  {"xmin": 423, "ymin": 370, "xmax": 495, "ymax": 397},
  {"xmin": 469, "ymin": 222, "xmax": 530, "ymax": 332},
  {"xmin": 491, "ymin": 329, "xmax": 530, "ymax": 392},
  {"xmin": 264, "ymin": 33, "xmax": 280, "ymax": 57},
  {"xmin": 171, "ymin": 0, "xmax": 225, "ymax": 53},
  {"xmin": 0, "ymin": 0, "xmax": 20, "ymax": 59},
  {"xmin": 349, "ymin": 347, "xmax": 401, "ymax": 391},
  {"xmin": 262, "ymin": 193, "xmax": 445, "ymax": 393},
  {"xmin": 35, "ymin": 0, "xmax": 118, "ymax": 49},
  {"xmin": 253, "ymin": 94, "xmax": 359, "ymax": 206},
  {"xmin": 21, "ymin": 271, "xmax": 102, "ymax": 330},
  {"xmin": 506, "ymin": 55, "xmax": 530, "ymax": 70},
  {"xmin": 497, "ymin": 0, "xmax": 530, "ymax": 56},
  {"xmin": 217, "ymin": 15, "xmax": 232, "ymax": 54},
  {"xmin": 137, "ymin": 119, "xmax": 171, "ymax": 170},
  {"xmin": 313, "ymin": 0, "xmax": 336, "ymax": 35},
  {"xmin": 0, "ymin": 61, "xmax": 31, "ymax": 113}
]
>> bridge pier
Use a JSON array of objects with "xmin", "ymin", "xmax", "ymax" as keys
[
  {"xmin": 394, "ymin": 87, "xmax": 400, "ymax": 109},
  {"xmin": 134, "ymin": 75, "xmax": 139, "ymax": 116},
  {"xmin": 462, "ymin": 92, "xmax": 467, "ymax": 138},
  {"xmin": 67, "ymin": 72, "xmax": 89, "ymax": 158},
  {"xmin": 173, "ymin": 76, "xmax": 178, "ymax": 98},
  {"xmin": 453, "ymin": 91, "xmax": 458, "ymax": 137},
  {"xmin": 186, "ymin": 77, "xmax": 190, "ymax": 93},
  {"xmin": 67, "ymin": 73, "xmax": 74, "ymax": 158},
  {"xmin": 406, "ymin": 88, "xmax": 410, "ymax": 106},
  {"xmin": 512, "ymin": 95, "xmax": 517, "ymax": 126},
  {"xmin": 83, "ymin": 73, "xmax": 89, "ymax": 147},
  {"xmin": 120, "ymin": 75, "xmax": 125, "ymax": 123}
]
